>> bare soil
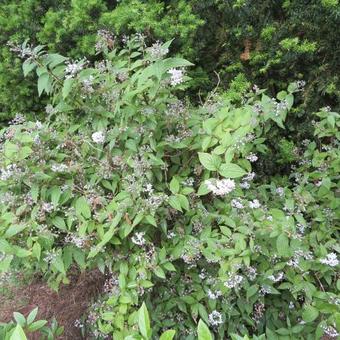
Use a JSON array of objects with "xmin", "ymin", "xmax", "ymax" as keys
[{"xmin": 0, "ymin": 269, "xmax": 105, "ymax": 339}]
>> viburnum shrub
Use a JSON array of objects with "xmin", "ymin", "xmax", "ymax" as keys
[{"xmin": 1, "ymin": 32, "xmax": 339, "ymax": 339}]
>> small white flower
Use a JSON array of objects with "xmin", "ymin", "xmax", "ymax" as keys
[
  {"xmin": 208, "ymin": 310, "xmax": 223, "ymax": 326},
  {"xmin": 207, "ymin": 289, "xmax": 222, "ymax": 300},
  {"xmin": 65, "ymin": 59, "xmax": 87, "ymax": 79},
  {"xmin": 240, "ymin": 181, "xmax": 250, "ymax": 189},
  {"xmin": 205, "ymin": 178, "xmax": 235, "ymax": 196},
  {"xmin": 168, "ymin": 68, "xmax": 185, "ymax": 86},
  {"xmin": 246, "ymin": 153, "xmax": 258, "ymax": 162},
  {"xmin": 231, "ymin": 198, "xmax": 244, "ymax": 209},
  {"xmin": 268, "ymin": 272, "xmax": 284, "ymax": 282},
  {"xmin": 131, "ymin": 232, "xmax": 146, "ymax": 246},
  {"xmin": 42, "ymin": 202, "xmax": 54, "ymax": 212},
  {"xmin": 144, "ymin": 183, "xmax": 154, "ymax": 194},
  {"xmin": 224, "ymin": 274, "xmax": 244, "ymax": 289},
  {"xmin": 275, "ymin": 187, "xmax": 285, "ymax": 197},
  {"xmin": 35, "ymin": 121, "xmax": 43, "ymax": 129},
  {"xmin": 322, "ymin": 325, "xmax": 339, "ymax": 337},
  {"xmin": 167, "ymin": 231, "xmax": 176, "ymax": 239},
  {"xmin": 249, "ymin": 199, "xmax": 261, "ymax": 209},
  {"xmin": 92, "ymin": 131, "xmax": 105, "ymax": 144},
  {"xmin": 148, "ymin": 41, "xmax": 169, "ymax": 59},
  {"xmin": 51, "ymin": 163, "xmax": 68, "ymax": 173},
  {"xmin": 244, "ymin": 172, "xmax": 256, "ymax": 181},
  {"xmin": 320, "ymin": 253, "xmax": 339, "ymax": 267}
]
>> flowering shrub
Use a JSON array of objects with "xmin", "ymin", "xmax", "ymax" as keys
[{"xmin": 1, "ymin": 33, "xmax": 339, "ymax": 339}]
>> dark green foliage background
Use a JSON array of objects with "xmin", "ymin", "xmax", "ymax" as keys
[{"xmin": 1, "ymin": 0, "xmax": 339, "ymax": 121}]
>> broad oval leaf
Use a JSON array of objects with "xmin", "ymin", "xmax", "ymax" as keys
[
  {"xmin": 198, "ymin": 319, "xmax": 213, "ymax": 340},
  {"xmin": 218, "ymin": 163, "xmax": 246, "ymax": 178}
]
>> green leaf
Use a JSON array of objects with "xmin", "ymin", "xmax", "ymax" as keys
[
  {"xmin": 27, "ymin": 320, "xmax": 48, "ymax": 332},
  {"xmin": 37, "ymin": 73, "xmax": 50, "ymax": 96},
  {"xmin": 198, "ymin": 153, "xmax": 221, "ymax": 171},
  {"xmin": 198, "ymin": 320, "xmax": 213, "ymax": 340},
  {"xmin": 218, "ymin": 163, "xmax": 246, "ymax": 178},
  {"xmin": 26, "ymin": 307, "xmax": 38, "ymax": 324},
  {"xmin": 22, "ymin": 59, "xmax": 36, "ymax": 77},
  {"xmin": 163, "ymin": 262, "xmax": 176, "ymax": 272},
  {"xmin": 13, "ymin": 312, "xmax": 26, "ymax": 327},
  {"xmin": 72, "ymin": 248, "xmax": 86, "ymax": 269},
  {"xmin": 51, "ymin": 253, "xmax": 66, "ymax": 275},
  {"xmin": 302, "ymin": 305, "xmax": 319, "ymax": 323},
  {"xmin": 177, "ymin": 194, "xmax": 190, "ymax": 211},
  {"xmin": 87, "ymin": 213, "xmax": 122, "ymax": 258},
  {"xmin": 169, "ymin": 177, "xmax": 180, "ymax": 194},
  {"xmin": 132, "ymin": 212, "xmax": 144, "ymax": 228},
  {"xmin": 4, "ymin": 142, "xmax": 19, "ymax": 159},
  {"xmin": 276, "ymin": 233, "xmax": 290, "ymax": 257},
  {"xmin": 75, "ymin": 196, "xmax": 91, "ymax": 219},
  {"xmin": 46, "ymin": 53, "xmax": 67, "ymax": 68},
  {"xmin": 51, "ymin": 216, "xmax": 67, "ymax": 230},
  {"xmin": 154, "ymin": 266, "xmax": 166, "ymax": 279},
  {"xmin": 145, "ymin": 215, "xmax": 157, "ymax": 227},
  {"xmin": 10, "ymin": 324, "xmax": 27, "ymax": 340},
  {"xmin": 50, "ymin": 186, "xmax": 61, "ymax": 207},
  {"xmin": 285, "ymin": 94, "xmax": 294, "ymax": 110},
  {"xmin": 159, "ymin": 330, "xmax": 176, "ymax": 340},
  {"xmin": 5, "ymin": 224, "xmax": 26, "ymax": 238},
  {"xmin": 168, "ymin": 195, "xmax": 182, "ymax": 212},
  {"xmin": 62, "ymin": 78, "xmax": 74, "ymax": 99},
  {"xmin": 32, "ymin": 243, "xmax": 41, "ymax": 260},
  {"xmin": 0, "ymin": 255, "xmax": 13, "ymax": 272},
  {"xmin": 138, "ymin": 302, "xmax": 151, "ymax": 339},
  {"xmin": 197, "ymin": 182, "xmax": 210, "ymax": 196},
  {"xmin": 246, "ymin": 285, "xmax": 259, "ymax": 300},
  {"xmin": 163, "ymin": 57, "xmax": 194, "ymax": 70}
]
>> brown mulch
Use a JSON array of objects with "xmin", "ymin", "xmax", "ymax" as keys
[{"xmin": 0, "ymin": 269, "xmax": 105, "ymax": 339}]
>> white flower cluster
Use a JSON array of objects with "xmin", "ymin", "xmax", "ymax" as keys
[
  {"xmin": 0, "ymin": 164, "xmax": 20, "ymax": 181},
  {"xmin": 65, "ymin": 234, "xmax": 91, "ymax": 249},
  {"xmin": 268, "ymin": 272, "xmax": 284, "ymax": 282},
  {"xmin": 41, "ymin": 202, "xmax": 54, "ymax": 213},
  {"xmin": 224, "ymin": 274, "xmax": 244, "ymax": 289},
  {"xmin": 51, "ymin": 163, "xmax": 69, "ymax": 173},
  {"xmin": 207, "ymin": 289, "xmax": 222, "ymax": 300},
  {"xmin": 65, "ymin": 59, "xmax": 87, "ymax": 79},
  {"xmin": 92, "ymin": 131, "xmax": 105, "ymax": 144},
  {"xmin": 7, "ymin": 41, "xmax": 35, "ymax": 60},
  {"xmin": 246, "ymin": 153, "xmax": 258, "ymax": 162},
  {"xmin": 95, "ymin": 29, "xmax": 114, "ymax": 53},
  {"xmin": 205, "ymin": 178, "xmax": 235, "ymax": 196},
  {"xmin": 168, "ymin": 68, "xmax": 185, "ymax": 86},
  {"xmin": 131, "ymin": 232, "xmax": 146, "ymax": 246},
  {"xmin": 35, "ymin": 120, "xmax": 43, "ymax": 129},
  {"xmin": 231, "ymin": 198, "xmax": 244, "ymax": 209},
  {"xmin": 320, "ymin": 253, "xmax": 339, "ymax": 267},
  {"xmin": 288, "ymin": 250, "xmax": 314, "ymax": 268},
  {"xmin": 276, "ymin": 187, "xmax": 285, "ymax": 197},
  {"xmin": 208, "ymin": 310, "xmax": 223, "ymax": 326},
  {"xmin": 245, "ymin": 266, "xmax": 257, "ymax": 280},
  {"xmin": 43, "ymin": 250, "xmax": 57, "ymax": 264},
  {"xmin": 249, "ymin": 199, "xmax": 261, "ymax": 209},
  {"xmin": 82, "ymin": 76, "xmax": 95, "ymax": 95},
  {"xmin": 322, "ymin": 325, "xmax": 339, "ymax": 338},
  {"xmin": 240, "ymin": 172, "xmax": 255, "ymax": 189},
  {"xmin": 148, "ymin": 41, "xmax": 169, "ymax": 59}
]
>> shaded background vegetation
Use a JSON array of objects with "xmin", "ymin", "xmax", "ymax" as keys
[{"xmin": 1, "ymin": 0, "xmax": 339, "ymax": 122}]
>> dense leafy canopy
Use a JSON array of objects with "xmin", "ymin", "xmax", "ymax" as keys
[{"xmin": 0, "ymin": 1, "xmax": 339, "ymax": 339}]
